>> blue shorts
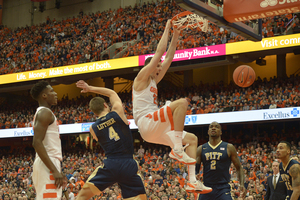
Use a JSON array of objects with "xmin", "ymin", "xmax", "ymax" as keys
[
  {"xmin": 86, "ymin": 156, "xmax": 146, "ymax": 198},
  {"xmin": 198, "ymin": 184, "xmax": 234, "ymax": 200}
]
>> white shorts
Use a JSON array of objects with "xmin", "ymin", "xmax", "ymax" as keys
[
  {"xmin": 32, "ymin": 157, "xmax": 62, "ymax": 200},
  {"xmin": 137, "ymin": 105, "xmax": 187, "ymax": 147}
]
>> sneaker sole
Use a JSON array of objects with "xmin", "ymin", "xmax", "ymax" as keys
[
  {"xmin": 186, "ymin": 188, "xmax": 213, "ymax": 194},
  {"xmin": 169, "ymin": 154, "xmax": 196, "ymax": 165}
]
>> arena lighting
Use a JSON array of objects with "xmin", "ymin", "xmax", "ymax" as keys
[
  {"xmin": 293, "ymin": 48, "xmax": 300, "ymax": 55},
  {"xmin": 256, "ymin": 58, "xmax": 266, "ymax": 66},
  {"xmin": 1, "ymin": 107, "xmax": 299, "ymax": 138},
  {"xmin": 39, "ymin": 2, "xmax": 45, "ymax": 12},
  {"xmin": 55, "ymin": 0, "xmax": 61, "ymax": 9}
]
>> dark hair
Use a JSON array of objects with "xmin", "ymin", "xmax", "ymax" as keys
[
  {"xmin": 144, "ymin": 57, "xmax": 153, "ymax": 67},
  {"xmin": 89, "ymin": 97, "xmax": 105, "ymax": 115},
  {"xmin": 30, "ymin": 81, "xmax": 50, "ymax": 101},
  {"xmin": 279, "ymin": 141, "xmax": 292, "ymax": 153}
]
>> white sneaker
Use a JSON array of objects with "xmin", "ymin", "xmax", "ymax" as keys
[
  {"xmin": 169, "ymin": 144, "xmax": 196, "ymax": 165},
  {"xmin": 186, "ymin": 180, "xmax": 212, "ymax": 194}
]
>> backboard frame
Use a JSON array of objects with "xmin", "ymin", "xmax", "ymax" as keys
[{"xmin": 175, "ymin": 0, "xmax": 262, "ymax": 41}]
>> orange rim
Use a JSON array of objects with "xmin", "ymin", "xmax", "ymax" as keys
[{"xmin": 171, "ymin": 11, "xmax": 202, "ymax": 29}]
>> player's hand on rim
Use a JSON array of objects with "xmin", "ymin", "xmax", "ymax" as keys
[
  {"xmin": 53, "ymin": 170, "xmax": 64, "ymax": 189},
  {"xmin": 76, "ymin": 80, "xmax": 90, "ymax": 93},
  {"xmin": 166, "ymin": 19, "xmax": 172, "ymax": 30}
]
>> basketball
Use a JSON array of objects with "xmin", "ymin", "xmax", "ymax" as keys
[{"xmin": 233, "ymin": 65, "xmax": 256, "ymax": 87}]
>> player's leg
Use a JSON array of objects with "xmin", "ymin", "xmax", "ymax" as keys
[
  {"xmin": 168, "ymin": 98, "xmax": 188, "ymax": 132},
  {"xmin": 118, "ymin": 159, "xmax": 147, "ymax": 200},
  {"xmin": 32, "ymin": 157, "xmax": 63, "ymax": 199},
  {"xmin": 183, "ymin": 132, "xmax": 212, "ymax": 194},
  {"xmin": 77, "ymin": 162, "xmax": 115, "ymax": 200},
  {"xmin": 123, "ymin": 194, "xmax": 147, "ymax": 200},
  {"xmin": 167, "ymin": 98, "xmax": 196, "ymax": 164},
  {"xmin": 76, "ymin": 186, "xmax": 100, "ymax": 200}
]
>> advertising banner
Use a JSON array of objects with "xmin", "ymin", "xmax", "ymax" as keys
[
  {"xmin": 0, "ymin": 107, "xmax": 299, "ymax": 139},
  {"xmin": 138, "ymin": 44, "xmax": 226, "ymax": 66},
  {"xmin": 223, "ymin": 0, "xmax": 300, "ymax": 23},
  {"xmin": 226, "ymin": 33, "xmax": 300, "ymax": 55},
  {"xmin": 0, "ymin": 56, "xmax": 138, "ymax": 85}
]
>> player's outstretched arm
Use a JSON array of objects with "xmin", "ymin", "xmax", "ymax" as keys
[
  {"xmin": 289, "ymin": 164, "xmax": 300, "ymax": 200},
  {"xmin": 134, "ymin": 20, "xmax": 172, "ymax": 84},
  {"xmin": 196, "ymin": 145, "xmax": 203, "ymax": 174},
  {"xmin": 32, "ymin": 109, "xmax": 64, "ymax": 188},
  {"xmin": 228, "ymin": 144, "xmax": 245, "ymax": 197},
  {"xmin": 156, "ymin": 27, "xmax": 180, "ymax": 84},
  {"xmin": 76, "ymin": 80, "xmax": 127, "ymax": 123}
]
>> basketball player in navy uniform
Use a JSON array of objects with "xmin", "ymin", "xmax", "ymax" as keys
[
  {"xmin": 196, "ymin": 121, "xmax": 245, "ymax": 200},
  {"xmin": 75, "ymin": 80, "xmax": 146, "ymax": 200},
  {"xmin": 277, "ymin": 141, "xmax": 300, "ymax": 200}
]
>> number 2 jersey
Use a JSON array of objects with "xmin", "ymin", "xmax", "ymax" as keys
[
  {"xmin": 279, "ymin": 159, "xmax": 300, "ymax": 200},
  {"xmin": 91, "ymin": 111, "xmax": 134, "ymax": 158},
  {"xmin": 132, "ymin": 78, "xmax": 158, "ymax": 125},
  {"xmin": 201, "ymin": 141, "xmax": 231, "ymax": 186}
]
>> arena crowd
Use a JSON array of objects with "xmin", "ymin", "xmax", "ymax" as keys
[{"xmin": 0, "ymin": 0, "xmax": 299, "ymax": 75}]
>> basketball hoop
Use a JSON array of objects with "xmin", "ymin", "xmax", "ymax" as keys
[{"xmin": 171, "ymin": 11, "xmax": 209, "ymax": 32}]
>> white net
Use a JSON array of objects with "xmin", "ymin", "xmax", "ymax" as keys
[{"xmin": 172, "ymin": 13, "xmax": 209, "ymax": 32}]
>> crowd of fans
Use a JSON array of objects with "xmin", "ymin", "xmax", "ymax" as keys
[
  {"xmin": 0, "ymin": 0, "xmax": 299, "ymax": 75},
  {"xmin": 0, "ymin": 132, "xmax": 300, "ymax": 200},
  {"xmin": 0, "ymin": 74, "xmax": 299, "ymax": 129}
]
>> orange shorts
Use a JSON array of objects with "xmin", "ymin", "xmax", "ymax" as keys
[{"xmin": 137, "ymin": 105, "xmax": 187, "ymax": 147}]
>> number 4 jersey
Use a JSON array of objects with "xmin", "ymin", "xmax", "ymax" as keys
[
  {"xmin": 91, "ymin": 111, "xmax": 134, "ymax": 158},
  {"xmin": 201, "ymin": 141, "xmax": 231, "ymax": 186},
  {"xmin": 279, "ymin": 159, "xmax": 300, "ymax": 200}
]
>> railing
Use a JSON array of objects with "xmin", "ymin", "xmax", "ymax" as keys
[
  {"xmin": 113, "ymin": 40, "xmax": 138, "ymax": 59},
  {"xmin": 119, "ymin": 80, "xmax": 133, "ymax": 93},
  {"xmin": 164, "ymin": 72, "xmax": 184, "ymax": 87}
]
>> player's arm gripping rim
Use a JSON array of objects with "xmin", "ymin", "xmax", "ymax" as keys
[
  {"xmin": 32, "ymin": 109, "xmax": 64, "ymax": 188},
  {"xmin": 289, "ymin": 163, "xmax": 300, "ymax": 200},
  {"xmin": 134, "ymin": 20, "xmax": 172, "ymax": 85},
  {"xmin": 155, "ymin": 26, "xmax": 180, "ymax": 84},
  {"xmin": 228, "ymin": 144, "xmax": 245, "ymax": 197}
]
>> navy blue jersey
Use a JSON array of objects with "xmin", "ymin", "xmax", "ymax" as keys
[
  {"xmin": 91, "ymin": 111, "xmax": 134, "ymax": 158},
  {"xmin": 201, "ymin": 141, "xmax": 231, "ymax": 185},
  {"xmin": 279, "ymin": 159, "xmax": 300, "ymax": 200}
]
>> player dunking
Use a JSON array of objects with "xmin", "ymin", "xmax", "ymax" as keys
[
  {"xmin": 277, "ymin": 141, "xmax": 300, "ymax": 200},
  {"xmin": 31, "ymin": 81, "xmax": 66, "ymax": 200},
  {"xmin": 196, "ymin": 121, "xmax": 245, "ymax": 200},
  {"xmin": 132, "ymin": 20, "xmax": 211, "ymax": 193},
  {"xmin": 75, "ymin": 80, "xmax": 146, "ymax": 200}
]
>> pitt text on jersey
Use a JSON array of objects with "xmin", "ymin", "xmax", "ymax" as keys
[
  {"xmin": 97, "ymin": 118, "xmax": 116, "ymax": 131},
  {"xmin": 205, "ymin": 152, "xmax": 223, "ymax": 160}
]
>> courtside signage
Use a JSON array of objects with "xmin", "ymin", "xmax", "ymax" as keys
[
  {"xmin": 184, "ymin": 106, "xmax": 300, "ymax": 125},
  {"xmin": 138, "ymin": 44, "xmax": 226, "ymax": 66},
  {"xmin": 0, "ymin": 56, "xmax": 138, "ymax": 85},
  {"xmin": 226, "ymin": 33, "xmax": 300, "ymax": 55},
  {"xmin": 0, "ymin": 107, "xmax": 299, "ymax": 138}
]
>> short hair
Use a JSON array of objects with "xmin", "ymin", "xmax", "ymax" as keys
[
  {"xmin": 144, "ymin": 57, "xmax": 153, "ymax": 67},
  {"xmin": 89, "ymin": 97, "xmax": 105, "ymax": 115},
  {"xmin": 279, "ymin": 141, "xmax": 292, "ymax": 152},
  {"xmin": 272, "ymin": 160, "xmax": 280, "ymax": 165},
  {"xmin": 30, "ymin": 81, "xmax": 50, "ymax": 101}
]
